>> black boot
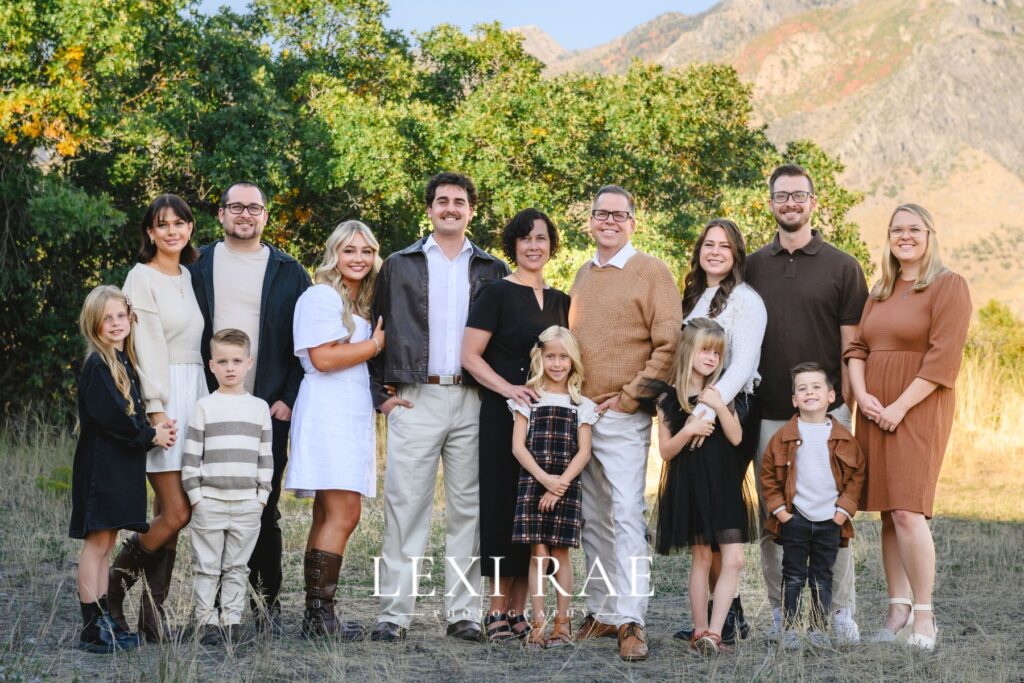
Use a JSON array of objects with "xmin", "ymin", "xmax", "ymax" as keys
[
  {"xmin": 138, "ymin": 545, "xmax": 176, "ymax": 642},
  {"xmin": 722, "ymin": 596, "xmax": 751, "ymax": 645},
  {"xmin": 98, "ymin": 595, "xmax": 143, "ymax": 649},
  {"xmin": 79, "ymin": 600, "xmax": 140, "ymax": 654},
  {"xmin": 301, "ymin": 550, "xmax": 363, "ymax": 641},
  {"xmin": 107, "ymin": 534, "xmax": 160, "ymax": 632}
]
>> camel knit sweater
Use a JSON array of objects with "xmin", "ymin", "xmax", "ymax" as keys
[{"xmin": 569, "ymin": 251, "xmax": 682, "ymax": 413}]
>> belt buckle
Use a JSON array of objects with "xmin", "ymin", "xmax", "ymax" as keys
[{"xmin": 439, "ymin": 374, "xmax": 456, "ymax": 385}]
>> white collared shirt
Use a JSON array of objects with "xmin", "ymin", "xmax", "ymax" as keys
[
  {"xmin": 423, "ymin": 234, "xmax": 473, "ymax": 376},
  {"xmin": 591, "ymin": 241, "xmax": 637, "ymax": 269}
]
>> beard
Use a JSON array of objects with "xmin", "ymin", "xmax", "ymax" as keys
[{"xmin": 774, "ymin": 209, "xmax": 809, "ymax": 233}]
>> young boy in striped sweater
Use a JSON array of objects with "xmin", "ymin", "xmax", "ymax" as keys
[{"xmin": 182, "ymin": 329, "xmax": 272, "ymax": 645}]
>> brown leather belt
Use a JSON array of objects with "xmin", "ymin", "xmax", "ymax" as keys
[{"xmin": 426, "ymin": 374, "xmax": 463, "ymax": 385}]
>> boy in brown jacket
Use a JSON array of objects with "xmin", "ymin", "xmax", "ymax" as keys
[{"xmin": 760, "ymin": 362, "xmax": 865, "ymax": 649}]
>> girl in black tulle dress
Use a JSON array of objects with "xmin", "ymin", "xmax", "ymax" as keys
[{"xmin": 656, "ymin": 318, "xmax": 748, "ymax": 656}]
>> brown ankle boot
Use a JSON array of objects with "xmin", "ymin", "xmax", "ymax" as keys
[
  {"xmin": 107, "ymin": 534, "xmax": 159, "ymax": 632},
  {"xmin": 138, "ymin": 545, "xmax": 176, "ymax": 642},
  {"xmin": 301, "ymin": 550, "xmax": 364, "ymax": 641}
]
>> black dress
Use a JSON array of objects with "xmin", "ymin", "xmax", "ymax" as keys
[
  {"xmin": 69, "ymin": 351, "xmax": 155, "ymax": 540},
  {"xmin": 656, "ymin": 392, "xmax": 752, "ymax": 553},
  {"xmin": 466, "ymin": 278, "xmax": 570, "ymax": 578}
]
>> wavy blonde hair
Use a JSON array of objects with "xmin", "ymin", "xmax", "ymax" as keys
[
  {"xmin": 79, "ymin": 285, "xmax": 141, "ymax": 416},
  {"xmin": 526, "ymin": 326, "xmax": 584, "ymax": 404},
  {"xmin": 313, "ymin": 220, "xmax": 382, "ymax": 336},
  {"xmin": 873, "ymin": 203, "xmax": 947, "ymax": 301},
  {"xmin": 671, "ymin": 317, "xmax": 728, "ymax": 414}
]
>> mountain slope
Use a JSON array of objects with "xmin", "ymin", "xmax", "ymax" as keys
[{"xmin": 525, "ymin": 0, "xmax": 1024, "ymax": 313}]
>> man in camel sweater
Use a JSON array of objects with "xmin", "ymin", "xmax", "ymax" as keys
[{"xmin": 568, "ymin": 185, "xmax": 682, "ymax": 661}]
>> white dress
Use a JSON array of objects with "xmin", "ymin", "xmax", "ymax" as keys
[{"xmin": 285, "ymin": 284, "xmax": 376, "ymax": 497}]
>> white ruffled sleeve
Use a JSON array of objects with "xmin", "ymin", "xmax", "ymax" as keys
[
  {"xmin": 506, "ymin": 398, "xmax": 532, "ymax": 420},
  {"xmin": 293, "ymin": 285, "xmax": 348, "ymax": 361},
  {"xmin": 577, "ymin": 397, "xmax": 601, "ymax": 425}
]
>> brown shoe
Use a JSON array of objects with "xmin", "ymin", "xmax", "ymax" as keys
[
  {"xmin": 618, "ymin": 622, "xmax": 649, "ymax": 661},
  {"xmin": 575, "ymin": 614, "xmax": 618, "ymax": 641}
]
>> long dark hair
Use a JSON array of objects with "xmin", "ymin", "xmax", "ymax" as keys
[
  {"xmin": 137, "ymin": 194, "xmax": 199, "ymax": 264},
  {"xmin": 681, "ymin": 218, "xmax": 747, "ymax": 319}
]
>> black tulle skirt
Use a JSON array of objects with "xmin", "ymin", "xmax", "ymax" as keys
[{"xmin": 655, "ymin": 391, "xmax": 759, "ymax": 553}]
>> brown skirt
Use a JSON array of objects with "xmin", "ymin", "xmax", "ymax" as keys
[{"xmin": 856, "ymin": 349, "xmax": 956, "ymax": 518}]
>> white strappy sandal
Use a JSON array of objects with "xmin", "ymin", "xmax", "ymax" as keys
[
  {"xmin": 906, "ymin": 604, "xmax": 939, "ymax": 652},
  {"xmin": 869, "ymin": 597, "xmax": 915, "ymax": 643}
]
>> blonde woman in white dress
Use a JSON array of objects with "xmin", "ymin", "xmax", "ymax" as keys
[
  {"xmin": 286, "ymin": 220, "xmax": 384, "ymax": 641},
  {"xmin": 109, "ymin": 194, "xmax": 207, "ymax": 641}
]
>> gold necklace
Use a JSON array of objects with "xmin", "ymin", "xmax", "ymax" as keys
[{"xmin": 512, "ymin": 271, "xmax": 546, "ymax": 291}]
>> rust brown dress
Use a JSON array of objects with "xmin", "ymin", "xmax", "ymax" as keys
[{"xmin": 844, "ymin": 270, "xmax": 971, "ymax": 518}]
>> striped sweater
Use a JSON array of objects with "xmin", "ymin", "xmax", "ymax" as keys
[{"xmin": 181, "ymin": 391, "xmax": 273, "ymax": 505}]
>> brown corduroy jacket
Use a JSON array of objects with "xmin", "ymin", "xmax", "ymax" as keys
[{"xmin": 759, "ymin": 416, "xmax": 866, "ymax": 547}]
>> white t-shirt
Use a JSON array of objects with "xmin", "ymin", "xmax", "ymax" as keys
[{"xmin": 793, "ymin": 419, "xmax": 840, "ymax": 522}]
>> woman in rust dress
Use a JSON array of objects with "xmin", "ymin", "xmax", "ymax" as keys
[{"xmin": 845, "ymin": 203, "xmax": 971, "ymax": 652}]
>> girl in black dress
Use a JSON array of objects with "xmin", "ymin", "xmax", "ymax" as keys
[
  {"xmin": 510, "ymin": 326, "xmax": 598, "ymax": 649},
  {"xmin": 70, "ymin": 286, "xmax": 176, "ymax": 653},
  {"xmin": 656, "ymin": 318, "xmax": 746, "ymax": 656}
]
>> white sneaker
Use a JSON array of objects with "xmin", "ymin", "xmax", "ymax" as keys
[
  {"xmin": 833, "ymin": 608, "xmax": 861, "ymax": 645},
  {"xmin": 764, "ymin": 607, "xmax": 784, "ymax": 642},
  {"xmin": 808, "ymin": 629, "xmax": 832, "ymax": 648},
  {"xmin": 782, "ymin": 629, "xmax": 800, "ymax": 651}
]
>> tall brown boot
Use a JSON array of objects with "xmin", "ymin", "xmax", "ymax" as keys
[
  {"xmin": 301, "ymin": 550, "xmax": 363, "ymax": 641},
  {"xmin": 138, "ymin": 545, "xmax": 176, "ymax": 642},
  {"xmin": 107, "ymin": 534, "xmax": 159, "ymax": 632}
]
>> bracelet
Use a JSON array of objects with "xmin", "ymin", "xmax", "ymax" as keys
[{"xmin": 371, "ymin": 337, "xmax": 382, "ymax": 357}]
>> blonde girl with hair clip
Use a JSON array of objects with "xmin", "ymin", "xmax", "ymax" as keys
[
  {"xmin": 69, "ymin": 285, "xmax": 176, "ymax": 653},
  {"xmin": 509, "ymin": 326, "xmax": 599, "ymax": 649},
  {"xmin": 655, "ymin": 317, "xmax": 748, "ymax": 656},
  {"xmin": 285, "ymin": 220, "xmax": 384, "ymax": 640}
]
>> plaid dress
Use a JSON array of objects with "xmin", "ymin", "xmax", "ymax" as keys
[{"xmin": 511, "ymin": 403, "xmax": 583, "ymax": 547}]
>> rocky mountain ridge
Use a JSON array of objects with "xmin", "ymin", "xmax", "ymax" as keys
[{"xmin": 514, "ymin": 0, "xmax": 1024, "ymax": 312}]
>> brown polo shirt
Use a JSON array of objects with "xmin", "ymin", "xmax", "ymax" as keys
[{"xmin": 745, "ymin": 230, "xmax": 868, "ymax": 420}]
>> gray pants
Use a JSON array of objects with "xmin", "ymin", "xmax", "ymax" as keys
[
  {"xmin": 376, "ymin": 384, "xmax": 482, "ymax": 628},
  {"xmin": 755, "ymin": 404, "xmax": 856, "ymax": 615}
]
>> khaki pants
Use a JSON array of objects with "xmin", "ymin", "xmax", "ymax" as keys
[
  {"xmin": 580, "ymin": 409, "xmax": 653, "ymax": 627},
  {"xmin": 756, "ymin": 404, "xmax": 856, "ymax": 615},
  {"xmin": 377, "ymin": 384, "xmax": 482, "ymax": 628},
  {"xmin": 189, "ymin": 497, "xmax": 263, "ymax": 626}
]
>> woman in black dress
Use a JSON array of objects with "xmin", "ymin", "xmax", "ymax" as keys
[{"xmin": 462, "ymin": 208, "xmax": 570, "ymax": 642}]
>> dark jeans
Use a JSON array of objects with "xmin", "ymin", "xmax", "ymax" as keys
[
  {"xmin": 247, "ymin": 417, "xmax": 290, "ymax": 610},
  {"xmin": 779, "ymin": 510, "xmax": 841, "ymax": 630}
]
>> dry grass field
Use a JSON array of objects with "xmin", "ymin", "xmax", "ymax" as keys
[{"xmin": 1, "ymin": 356, "xmax": 1022, "ymax": 682}]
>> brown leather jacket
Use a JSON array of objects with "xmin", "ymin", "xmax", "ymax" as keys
[{"xmin": 760, "ymin": 416, "xmax": 866, "ymax": 547}]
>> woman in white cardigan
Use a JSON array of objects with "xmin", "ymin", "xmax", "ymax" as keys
[
  {"xmin": 108, "ymin": 194, "xmax": 207, "ymax": 641},
  {"xmin": 675, "ymin": 218, "xmax": 767, "ymax": 645}
]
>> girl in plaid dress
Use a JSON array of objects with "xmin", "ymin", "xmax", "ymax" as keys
[{"xmin": 509, "ymin": 326, "xmax": 598, "ymax": 649}]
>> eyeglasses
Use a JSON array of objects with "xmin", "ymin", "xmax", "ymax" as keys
[
  {"xmin": 771, "ymin": 191, "xmax": 813, "ymax": 204},
  {"xmin": 591, "ymin": 209, "xmax": 633, "ymax": 223},
  {"xmin": 223, "ymin": 202, "xmax": 266, "ymax": 216},
  {"xmin": 888, "ymin": 226, "xmax": 927, "ymax": 238}
]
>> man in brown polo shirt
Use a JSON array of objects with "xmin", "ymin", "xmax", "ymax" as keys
[{"xmin": 745, "ymin": 164, "xmax": 869, "ymax": 644}]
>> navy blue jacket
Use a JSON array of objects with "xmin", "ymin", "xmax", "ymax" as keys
[{"xmin": 188, "ymin": 241, "xmax": 310, "ymax": 408}]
